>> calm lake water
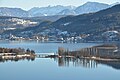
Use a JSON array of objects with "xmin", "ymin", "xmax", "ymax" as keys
[{"xmin": 0, "ymin": 40, "xmax": 120, "ymax": 80}]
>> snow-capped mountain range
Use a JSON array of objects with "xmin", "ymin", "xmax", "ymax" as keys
[{"xmin": 0, "ymin": 2, "xmax": 119, "ymax": 17}]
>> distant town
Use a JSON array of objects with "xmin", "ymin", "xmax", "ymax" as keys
[
  {"xmin": 0, "ymin": 3, "xmax": 120, "ymax": 43},
  {"xmin": 0, "ymin": 27, "xmax": 120, "ymax": 43}
]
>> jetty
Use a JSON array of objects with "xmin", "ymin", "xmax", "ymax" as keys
[{"xmin": 36, "ymin": 53, "xmax": 57, "ymax": 58}]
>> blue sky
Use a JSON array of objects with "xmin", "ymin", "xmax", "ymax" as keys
[{"xmin": 0, "ymin": 0, "xmax": 120, "ymax": 10}]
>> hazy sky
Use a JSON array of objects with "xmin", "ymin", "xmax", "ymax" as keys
[{"xmin": 0, "ymin": 0, "xmax": 120, "ymax": 10}]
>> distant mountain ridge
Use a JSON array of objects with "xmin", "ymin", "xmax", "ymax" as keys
[
  {"xmin": 75, "ymin": 2, "xmax": 110, "ymax": 14},
  {"xmin": 0, "ymin": 7, "xmax": 29, "ymax": 17},
  {"xmin": 0, "ymin": 2, "xmax": 119, "ymax": 17},
  {"xmin": 50, "ymin": 4, "xmax": 120, "ymax": 34},
  {"xmin": 28, "ymin": 5, "xmax": 76, "ymax": 17},
  {"xmin": 1, "ymin": 4, "xmax": 120, "ymax": 41}
]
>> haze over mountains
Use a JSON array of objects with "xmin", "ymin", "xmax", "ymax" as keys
[
  {"xmin": 3, "ymin": 4, "xmax": 120, "ymax": 37},
  {"xmin": 0, "ymin": 2, "xmax": 119, "ymax": 17},
  {"xmin": 0, "ymin": 2, "xmax": 120, "ymax": 41},
  {"xmin": 50, "ymin": 4, "xmax": 120, "ymax": 34}
]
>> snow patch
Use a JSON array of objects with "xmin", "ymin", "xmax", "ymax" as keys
[
  {"xmin": 44, "ymin": 14, "xmax": 48, "ymax": 16},
  {"xmin": 62, "ymin": 22, "xmax": 71, "ymax": 26}
]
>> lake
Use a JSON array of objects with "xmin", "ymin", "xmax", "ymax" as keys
[{"xmin": 0, "ymin": 40, "xmax": 120, "ymax": 80}]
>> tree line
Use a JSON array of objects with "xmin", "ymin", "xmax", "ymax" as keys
[{"xmin": 0, "ymin": 47, "xmax": 35, "ymax": 54}]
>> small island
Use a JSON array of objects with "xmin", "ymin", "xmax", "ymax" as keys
[{"xmin": 0, "ymin": 47, "xmax": 36, "ymax": 62}]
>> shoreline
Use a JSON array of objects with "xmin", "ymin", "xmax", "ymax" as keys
[
  {"xmin": 1, "ymin": 53, "xmax": 120, "ymax": 62},
  {"xmin": 56, "ymin": 55, "xmax": 120, "ymax": 62},
  {"xmin": 84, "ymin": 56, "xmax": 120, "ymax": 62}
]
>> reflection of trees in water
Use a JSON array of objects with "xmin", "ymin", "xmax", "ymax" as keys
[
  {"xmin": 98, "ymin": 61, "xmax": 120, "ymax": 70},
  {"xmin": 54, "ymin": 57, "xmax": 120, "ymax": 70},
  {"xmin": 0, "ymin": 56, "xmax": 35, "ymax": 63},
  {"xmin": 55, "ymin": 57, "xmax": 98, "ymax": 68}
]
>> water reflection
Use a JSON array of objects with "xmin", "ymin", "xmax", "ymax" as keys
[
  {"xmin": 0, "ymin": 56, "xmax": 120, "ymax": 70},
  {"xmin": 98, "ymin": 61, "xmax": 120, "ymax": 70},
  {"xmin": 53, "ymin": 57, "xmax": 120, "ymax": 70},
  {"xmin": 55, "ymin": 57, "xmax": 97, "ymax": 68},
  {"xmin": 0, "ymin": 57, "xmax": 35, "ymax": 63}
]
